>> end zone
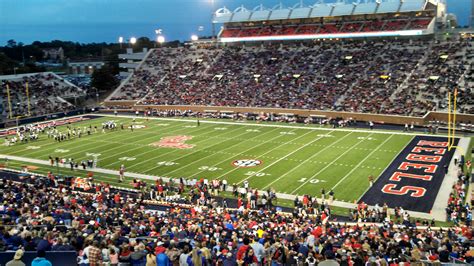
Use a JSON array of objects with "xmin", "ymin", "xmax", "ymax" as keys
[{"xmin": 360, "ymin": 136, "xmax": 459, "ymax": 213}]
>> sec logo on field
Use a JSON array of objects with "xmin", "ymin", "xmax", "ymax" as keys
[{"xmin": 232, "ymin": 159, "xmax": 262, "ymax": 168}]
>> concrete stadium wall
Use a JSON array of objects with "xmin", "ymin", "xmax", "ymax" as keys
[{"xmin": 103, "ymin": 102, "xmax": 474, "ymax": 125}]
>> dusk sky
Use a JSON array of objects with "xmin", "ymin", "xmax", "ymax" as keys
[{"xmin": 0, "ymin": 0, "xmax": 470, "ymax": 45}]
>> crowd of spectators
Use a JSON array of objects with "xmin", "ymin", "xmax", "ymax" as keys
[
  {"xmin": 108, "ymin": 38, "xmax": 474, "ymax": 117},
  {"xmin": 1, "ymin": 73, "xmax": 85, "ymax": 122},
  {"xmin": 221, "ymin": 17, "xmax": 433, "ymax": 38},
  {"xmin": 445, "ymin": 159, "xmax": 472, "ymax": 225},
  {"xmin": 0, "ymin": 165, "xmax": 472, "ymax": 265}
]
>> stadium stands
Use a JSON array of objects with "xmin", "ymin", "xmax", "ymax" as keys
[
  {"xmin": 0, "ymin": 73, "xmax": 85, "ymax": 121},
  {"xmin": 219, "ymin": 17, "xmax": 433, "ymax": 39},
  {"xmin": 0, "ymin": 164, "xmax": 472, "ymax": 265},
  {"xmin": 107, "ymin": 39, "xmax": 474, "ymax": 116}
]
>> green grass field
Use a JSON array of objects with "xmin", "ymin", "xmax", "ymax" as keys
[{"xmin": 0, "ymin": 115, "xmax": 414, "ymax": 202}]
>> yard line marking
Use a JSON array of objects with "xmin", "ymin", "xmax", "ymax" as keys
[
  {"xmin": 235, "ymin": 130, "xmax": 327, "ymax": 186},
  {"xmin": 100, "ymin": 123, "xmax": 222, "ymax": 167},
  {"xmin": 155, "ymin": 127, "xmax": 282, "ymax": 176},
  {"xmin": 135, "ymin": 126, "xmax": 253, "ymax": 172},
  {"xmin": 58, "ymin": 121, "xmax": 185, "ymax": 154},
  {"xmin": 262, "ymin": 131, "xmax": 353, "ymax": 190},
  {"xmin": 4, "ymin": 117, "xmax": 132, "ymax": 156},
  {"xmin": 290, "ymin": 133, "xmax": 375, "ymax": 194},
  {"xmin": 121, "ymin": 125, "xmax": 248, "ymax": 170},
  {"xmin": 224, "ymin": 129, "xmax": 316, "ymax": 184},
  {"xmin": 50, "ymin": 122, "xmax": 187, "ymax": 160},
  {"xmin": 331, "ymin": 134, "xmax": 395, "ymax": 190},
  {"xmin": 10, "ymin": 117, "xmax": 170, "ymax": 157},
  {"xmin": 198, "ymin": 128, "xmax": 304, "ymax": 180},
  {"xmin": 183, "ymin": 128, "xmax": 300, "ymax": 179},
  {"xmin": 356, "ymin": 135, "xmax": 415, "ymax": 202}
]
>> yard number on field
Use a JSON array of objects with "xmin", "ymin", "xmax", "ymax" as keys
[
  {"xmin": 86, "ymin": 153, "xmax": 101, "ymax": 157},
  {"xmin": 156, "ymin": 161, "xmax": 178, "ymax": 166},
  {"xmin": 198, "ymin": 166, "xmax": 222, "ymax": 171},
  {"xmin": 26, "ymin": 146, "xmax": 41, "ymax": 150},
  {"xmin": 244, "ymin": 171, "xmax": 270, "ymax": 177},
  {"xmin": 297, "ymin": 178, "xmax": 327, "ymax": 184},
  {"xmin": 357, "ymin": 137, "xmax": 375, "ymax": 140},
  {"xmin": 317, "ymin": 134, "xmax": 334, "ymax": 138},
  {"xmin": 119, "ymin": 157, "xmax": 136, "ymax": 161}
]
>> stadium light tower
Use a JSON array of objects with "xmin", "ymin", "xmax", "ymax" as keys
[
  {"xmin": 191, "ymin": 35, "xmax": 199, "ymax": 41},
  {"xmin": 210, "ymin": 0, "xmax": 217, "ymax": 42},
  {"xmin": 118, "ymin": 36, "xmax": 124, "ymax": 49},
  {"xmin": 130, "ymin": 37, "xmax": 137, "ymax": 48},
  {"xmin": 157, "ymin": 35, "xmax": 165, "ymax": 45},
  {"xmin": 154, "ymin": 29, "xmax": 163, "ymax": 48},
  {"xmin": 471, "ymin": 0, "xmax": 474, "ymax": 28},
  {"xmin": 156, "ymin": 35, "xmax": 166, "ymax": 47}
]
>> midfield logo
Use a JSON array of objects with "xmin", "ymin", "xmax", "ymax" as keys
[
  {"xmin": 151, "ymin": 135, "xmax": 195, "ymax": 149},
  {"xmin": 232, "ymin": 159, "xmax": 263, "ymax": 168}
]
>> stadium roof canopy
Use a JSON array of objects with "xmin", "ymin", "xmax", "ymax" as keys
[{"xmin": 214, "ymin": 0, "xmax": 439, "ymax": 24}]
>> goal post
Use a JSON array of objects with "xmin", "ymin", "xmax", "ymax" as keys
[
  {"xmin": 447, "ymin": 88, "xmax": 462, "ymax": 153},
  {"xmin": 5, "ymin": 81, "xmax": 32, "ymax": 121}
]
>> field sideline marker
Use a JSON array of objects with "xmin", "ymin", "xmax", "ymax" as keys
[{"xmin": 97, "ymin": 113, "xmax": 454, "ymax": 137}]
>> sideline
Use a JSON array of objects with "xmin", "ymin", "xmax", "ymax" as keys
[
  {"xmin": 430, "ymin": 137, "xmax": 472, "ymax": 220},
  {"xmin": 98, "ymin": 113, "xmax": 456, "ymax": 137}
]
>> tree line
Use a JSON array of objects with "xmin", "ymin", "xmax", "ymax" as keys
[{"xmin": 0, "ymin": 37, "xmax": 180, "ymax": 75}]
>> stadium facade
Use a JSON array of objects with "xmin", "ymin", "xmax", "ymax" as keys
[{"xmin": 214, "ymin": 0, "xmax": 446, "ymax": 42}]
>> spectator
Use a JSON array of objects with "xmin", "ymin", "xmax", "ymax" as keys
[
  {"xmin": 88, "ymin": 240, "xmax": 103, "ymax": 266},
  {"xmin": 6, "ymin": 249, "xmax": 25, "ymax": 266},
  {"xmin": 156, "ymin": 247, "xmax": 171, "ymax": 266},
  {"xmin": 110, "ymin": 248, "xmax": 119, "ymax": 266},
  {"xmin": 31, "ymin": 250, "xmax": 52, "ymax": 266},
  {"xmin": 319, "ymin": 250, "xmax": 339, "ymax": 266},
  {"xmin": 146, "ymin": 248, "xmax": 157, "ymax": 266}
]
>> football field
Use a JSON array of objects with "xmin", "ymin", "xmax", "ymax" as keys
[{"xmin": 0, "ymin": 115, "xmax": 415, "ymax": 202}]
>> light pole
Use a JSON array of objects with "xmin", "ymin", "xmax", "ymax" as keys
[
  {"xmin": 211, "ymin": 0, "xmax": 216, "ymax": 41},
  {"xmin": 94, "ymin": 87, "xmax": 99, "ymax": 104}
]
